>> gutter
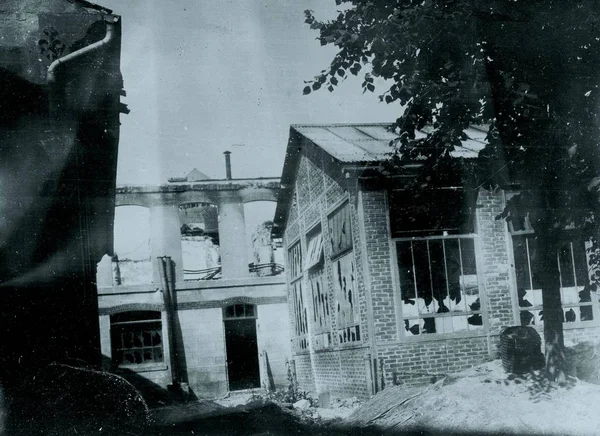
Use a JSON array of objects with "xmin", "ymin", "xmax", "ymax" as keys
[{"xmin": 47, "ymin": 14, "xmax": 119, "ymax": 85}]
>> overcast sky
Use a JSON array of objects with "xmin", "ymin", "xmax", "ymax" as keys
[{"xmin": 99, "ymin": 0, "xmax": 400, "ymax": 185}]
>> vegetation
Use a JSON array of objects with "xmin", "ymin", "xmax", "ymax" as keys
[{"xmin": 304, "ymin": 0, "xmax": 600, "ymax": 380}]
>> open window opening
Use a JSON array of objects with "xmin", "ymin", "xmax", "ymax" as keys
[
  {"xmin": 246, "ymin": 201, "xmax": 284, "ymax": 277},
  {"xmin": 179, "ymin": 202, "xmax": 221, "ymax": 280},
  {"xmin": 113, "ymin": 205, "xmax": 151, "ymax": 285}
]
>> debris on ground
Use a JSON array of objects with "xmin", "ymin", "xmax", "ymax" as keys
[
  {"xmin": 343, "ymin": 359, "xmax": 600, "ymax": 435},
  {"xmin": 293, "ymin": 398, "xmax": 311, "ymax": 410}
]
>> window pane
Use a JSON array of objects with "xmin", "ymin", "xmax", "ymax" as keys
[
  {"xmin": 288, "ymin": 242, "xmax": 302, "ymax": 279},
  {"xmin": 429, "ymin": 240, "xmax": 448, "ymax": 310},
  {"xmin": 512, "ymin": 234, "xmax": 532, "ymax": 292},
  {"xmin": 558, "ymin": 243, "xmax": 575, "ymax": 288},
  {"xmin": 245, "ymin": 304, "xmax": 255, "ymax": 318},
  {"xmin": 573, "ymin": 242, "xmax": 589, "ymax": 287},
  {"xmin": 328, "ymin": 203, "xmax": 353, "ymax": 256},
  {"xmin": 404, "ymin": 318, "xmax": 422, "ymax": 336},
  {"xmin": 452, "ymin": 315, "xmax": 469, "ymax": 332},
  {"xmin": 460, "ymin": 238, "xmax": 477, "ymax": 275},
  {"xmin": 397, "ymin": 241, "xmax": 416, "ymax": 303},
  {"xmin": 580, "ymin": 304, "xmax": 594, "ymax": 321},
  {"xmin": 528, "ymin": 237, "xmax": 542, "ymax": 289},
  {"xmin": 412, "ymin": 241, "xmax": 433, "ymax": 311},
  {"xmin": 444, "ymin": 239, "xmax": 462, "ymax": 310}
]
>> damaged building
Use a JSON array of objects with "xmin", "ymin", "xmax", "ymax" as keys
[
  {"xmin": 273, "ymin": 123, "xmax": 600, "ymax": 400},
  {"xmin": 96, "ymin": 155, "xmax": 290, "ymax": 399},
  {"xmin": 0, "ymin": 0, "xmax": 125, "ymax": 389}
]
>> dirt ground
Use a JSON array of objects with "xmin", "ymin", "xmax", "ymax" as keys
[
  {"xmin": 146, "ymin": 361, "xmax": 600, "ymax": 435},
  {"xmin": 344, "ymin": 360, "xmax": 600, "ymax": 436},
  {"xmin": 18, "ymin": 358, "xmax": 600, "ymax": 436}
]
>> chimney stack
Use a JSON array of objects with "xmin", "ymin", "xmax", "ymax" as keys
[{"xmin": 224, "ymin": 151, "xmax": 232, "ymax": 180}]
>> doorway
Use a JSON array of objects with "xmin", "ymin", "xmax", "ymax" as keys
[{"xmin": 224, "ymin": 303, "xmax": 260, "ymax": 391}]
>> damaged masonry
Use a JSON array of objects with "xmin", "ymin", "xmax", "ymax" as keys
[{"xmin": 96, "ymin": 153, "xmax": 290, "ymax": 399}]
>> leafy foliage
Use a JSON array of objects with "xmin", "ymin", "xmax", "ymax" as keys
[{"xmin": 306, "ymin": 0, "xmax": 600, "ymax": 379}]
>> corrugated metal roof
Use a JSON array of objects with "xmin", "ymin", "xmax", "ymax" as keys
[{"xmin": 291, "ymin": 123, "xmax": 488, "ymax": 164}]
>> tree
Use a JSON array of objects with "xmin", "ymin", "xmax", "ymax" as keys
[{"xmin": 304, "ymin": 0, "xmax": 600, "ymax": 380}]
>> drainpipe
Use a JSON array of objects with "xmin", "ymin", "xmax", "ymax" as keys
[
  {"xmin": 158, "ymin": 256, "xmax": 180, "ymax": 387},
  {"xmin": 47, "ymin": 14, "xmax": 119, "ymax": 112}
]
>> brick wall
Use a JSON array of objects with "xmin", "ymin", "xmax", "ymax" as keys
[
  {"xmin": 312, "ymin": 347, "xmax": 370, "ymax": 398},
  {"xmin": 371, "ymin": 188, "xmax": 514, "ymax": 388},
  {"xmin": 284, "ymin": 152, "xmax": 372, "ymax": 398},
  {"xmin": 476, "ymin": 188, "xmax": 516, "ymax": 334},
  {"xmin": 361, "ymin": 190, "xmax": 397, "ymax": 343},
  {"xmin": 379, "ymin": 336, "xmax": 490, "ymax": 387},
  {"xmin": 293, "ymin": 353, "xmax": 316, "ymax": 393}
]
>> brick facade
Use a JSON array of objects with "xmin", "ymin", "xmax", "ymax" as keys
[
  {"xmin": 284, "ymin": 153, "xmax": 371, "ymax": 399},
  {"xmin": 280, "ymin": 129, "xmax": 600, "ymax": 400}
]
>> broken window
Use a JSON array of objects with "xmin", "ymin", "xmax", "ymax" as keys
[
  {"xmin": 110, "ymin": 311, "xmax": 163, "ymax": 367},
  {"xmin": 308, "ymin": 268, "xmax": 331, "ymax": 350},
  {"xmin": 511, "ymin": 230, "xmax": 593, "ymax": 326},
  {"xmin": 333, "ymin": 252, "xmax": 361, "ymax": 344},
  {"xmin": 291, "ymin": 281, "xmax": 309, "ymax": 350},
  {"xmin": 304, "ymin": 226, "xmax": 324, "ymax": 271},
  {"xmin": 396, "ymin": 236, "xmax": 483, "ymax": 336},
  {"xmin": 288, "ymin": 240, "xmax": 308, "ymax": 351},
  {"xmin": 328, "ymin": 202, "xmax": 353, "ymax": 257},
  {"xmin": 288, "ymin": 241, "xmax": 303, "ymax": 281}
]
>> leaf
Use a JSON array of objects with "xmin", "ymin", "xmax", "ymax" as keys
[
  {"xmin": 330, "ymin": 76, "xmax": 339, "ymax": 86},
  {"xmin": 312, "ymin": 82, "xmax": 321, "ymax": 91},
  {"xmin": 337, "ymin": 68, "xmax": 345, "ymax": 77},
  {"xmin": 385, "ymin": 95, "xmax": 394, "ymax": 104},
  {"xmin": 367, "ymin": 83, "xmax": 375, "ymax": 92},
  {"xmin": 303, "ymin": 86, "xmax": 311, "ymax": 95}
]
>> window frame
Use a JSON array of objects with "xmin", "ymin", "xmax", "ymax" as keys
[
  {"xmin": 392, "ymin": 233, "xmax": 488, "ymax": 341},
  {"xmin": 287, "ymin": 238, "xmax": 309, "ymax": 353},
  {"xmin": 508, "ymin": 227, "xmax": 598, "ymax": 329},
  {"xmin": 304, "ymin": 225, "xmax": 324, "ymax": 271},
  {"xmin": 110, "ymin": 310, "xmax": 168, "ymax": 371},
  {"xmin": 328, "ymin": 200, "xmax": 353, "ymax": 260}
]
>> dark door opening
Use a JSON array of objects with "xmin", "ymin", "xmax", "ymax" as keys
[{"xmin": 224, "ymin": 304, "xmax": 260, "ymax": 391}]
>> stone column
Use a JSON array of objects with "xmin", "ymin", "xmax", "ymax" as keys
[
  {"xmin": 96, "ymin": 254, "xmax": 114, "ymax": 287},
  {"xmin": 218, "ymin": 197, "xmax": 248, "ymax": 278},
  {"xmin": 150, "ymin": 204, "xmax": 183, "ymax": 284}
]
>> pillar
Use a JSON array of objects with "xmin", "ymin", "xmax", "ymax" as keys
[
  {"xmin": 218, "ymin": 197, "xmax": 248, "ymax": 278},
  {"xmin": 150, "ymin": 204, "xmax": 183, "ymax": 284},
  {"xmin": 96, "ymin": 254, "xmax": 114, "ymax": 287}
]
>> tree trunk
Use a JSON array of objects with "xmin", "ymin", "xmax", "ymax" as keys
[{"xmin": 535, "ymin": 232, "xmax": 566, "ymax": 381}]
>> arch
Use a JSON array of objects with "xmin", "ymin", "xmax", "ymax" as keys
[{"xmin": 238, "ymin": 187, "xmax": 279, "ymax": 204}]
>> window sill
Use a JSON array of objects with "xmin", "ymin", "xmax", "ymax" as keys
[
  {"xmin": 396, "ymin": 329, "xmax": 488, "ymax": 343},
  {"xmin": 524, "ymin": 322, "xmax": 598, "ymax": 331},
  {"xmin": 116, "ymin": 363, "xmax": 168, "ymax": 373}
]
